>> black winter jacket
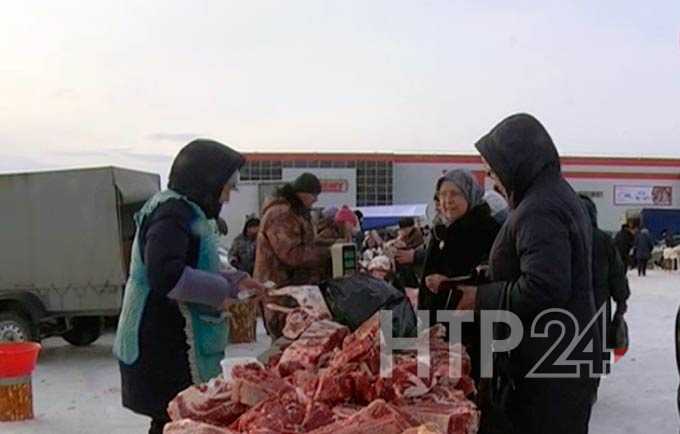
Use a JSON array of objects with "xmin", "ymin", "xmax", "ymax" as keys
[{"xmin": 474, "ymin": 114, "xmax": 600, "ymax": 434}]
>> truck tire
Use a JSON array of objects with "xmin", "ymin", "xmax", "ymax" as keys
[
  {"xmin": 0, "ymin": 311, "xmax": 34, "ymax": 342},
  {"xmin": 62, "ymin": 317, "xmax": 103, "ymax": 347}
]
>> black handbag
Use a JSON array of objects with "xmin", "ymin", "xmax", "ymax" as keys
[{"xmin": 608, "ymin": 313, "xmax": 629, "ymax": 360}]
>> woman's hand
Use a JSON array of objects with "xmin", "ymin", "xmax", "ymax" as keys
[
  {"xmin": 425, "ymin": 274, "xmax": 449, "ymax": 293},
  {"xmin": 238, "ymin": 277, "xmax": 268, "ymax": 301},
  {"xmin": 223, "ymin": 278, "xmax": 267, "ymax": 309},
  {"xmin": 395, "ymin": 249, "xmax": 415, "ymax": 265}
]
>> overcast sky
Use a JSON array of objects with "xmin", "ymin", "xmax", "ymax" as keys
[{"xmin": 1, "ymin": 0, "xmax": 679, "ymax": 177}]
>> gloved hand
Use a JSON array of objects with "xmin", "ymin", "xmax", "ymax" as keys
[{"xmin": 168, "ymin": 267, "xmax": 240, "ymax": 308}]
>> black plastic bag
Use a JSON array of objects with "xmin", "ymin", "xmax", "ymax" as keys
[
  {"xmin": 319, "ymin": 274, "xmax": 417, "ymax": 337},
  {"xmin": 608, "ymin": 314, "xmax": 629, "ymax": 359}
]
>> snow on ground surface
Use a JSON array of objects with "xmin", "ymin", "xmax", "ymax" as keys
[{"xmin": 1, "ymin": 269, "xmax": 679, "ymax": 433}]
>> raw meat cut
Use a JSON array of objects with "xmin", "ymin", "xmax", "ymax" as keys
[
  {"xmin": 307, "ymin": 400, "xmax": 419, "ymax": 434},
  {"xmin": 268, "ymin": 285, "xmax": 331, "ymax": 318},
  {"xmin": 164, "ymin": 419, "xmax": 239, "ymax": 434},
  {"xmin": 277, "ymin": 320, "xmax": 349, "ymax": 377},
  {"xmin": 288, "ymin": 370, "xmax": 320, "ymax": 399},
  {"xmin": 283, "ymin": 308, "xmax": 317, "ymax": 340},
  {"xmin": 166, "ymin": 311, "xmax": 480, "ymax": 434},
  {"xmin": 401, "ymin": 423, "xmax": 444, "ymax": 434},
  {"xmin": 231, "ymin": 390, "xmax": 307, "ymax": 434},
  {"xmin": 167, "ymin": 378, "xmax": 248, "ymax": 427},
  {"xmin": 231, "ymin": 363, "xmax": 293, "ymax": 407},
  {"xmin": 400, "ymin": 402, "xmax": 480, "ymax": 434}
]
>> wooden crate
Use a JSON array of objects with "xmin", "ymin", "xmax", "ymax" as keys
[
  {"xmin": 0, "ymin": 377, "xmax": 33, "ymax": 421},
  {"xmin": 228, "ymin": 300, "xmax": 258, "ymax": 344}
]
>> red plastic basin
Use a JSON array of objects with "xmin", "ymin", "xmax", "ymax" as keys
[{"xmin": 0, "ymin": 342, "xmax": 41, "ymax": 378}]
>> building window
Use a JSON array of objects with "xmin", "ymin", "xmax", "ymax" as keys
[{"xmin": 241, "ymin": 158, "xmax": 393, "ymax": 206}]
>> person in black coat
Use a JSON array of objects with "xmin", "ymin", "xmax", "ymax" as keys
[
  {"xmin": 455, "ymin": 114, "xmax": 601, "ymax": 434},
  {"xmin": 418, "ymin": 169, "xmax": 501, "ymax": 382},
  {"xmin": 614, "ymin": 224, "xmax": 635, "ymax": 269},
  {"xmin": 633, "ymin": 227, "xmax": 655, "ymax": 276},
  {"xmin": 116, "ymin": 140, "xmax": 266, "ymax": 434},
  {"xmin": 579, "ymin": 196, "xmax": 630, "ymax": 342}
]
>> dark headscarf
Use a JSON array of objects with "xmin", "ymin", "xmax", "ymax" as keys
[
  {"xmin": 474, "ymin": 113, "xmax": 561, "ymax": 208},
  {"xmin": 168, "ymin": 139, "xmax": 245, "ymax": 219}
]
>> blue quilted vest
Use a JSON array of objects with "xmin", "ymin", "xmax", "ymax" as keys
[{"xmin": 113, "ymin": 189, "xmax": 229, "ymax": 384}]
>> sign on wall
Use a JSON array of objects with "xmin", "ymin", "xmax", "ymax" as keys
[
  {"xmin": 614, "ymin": 185, "xmax": 672, "ymax": 206},
  {"xmin": 282, "ymin": 168, "xmax": 356, "ymax": 208}
]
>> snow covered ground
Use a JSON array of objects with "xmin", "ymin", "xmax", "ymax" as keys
[{"xmin": 1, "ymin": 269, "xmax": 679, "ymax": 433}]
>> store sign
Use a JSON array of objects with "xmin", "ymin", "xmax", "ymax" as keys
[
  {"xmin": 321, "ymin": 179, "xmax": 349, "ymax": 193},
  {"xmin": 282, "ymin": 168, "xmax": 356, "ymax": 207},
  {"xmin": 614, "ymin": 185, "xmax": 672, "ymax": 206}
]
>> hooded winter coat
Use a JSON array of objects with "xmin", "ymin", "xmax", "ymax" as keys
[
  {"xmin": 475, "ymin": 114, "xmax": 600, "ymax": 434},
  {"xmin": 118, "ymin": 139, "xmax": 244, "ymax": 419}
]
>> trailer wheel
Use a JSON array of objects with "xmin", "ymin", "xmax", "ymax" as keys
[
  {"xmin": 62, "ymin": 317, "xmax": 103, "ymax": 347},
  {"xmin": 0, "ymin": 311, "xmax": 34, "ymax": 342}
]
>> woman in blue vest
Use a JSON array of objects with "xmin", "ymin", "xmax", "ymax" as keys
[{"xmin": 114, "ymin": 139, "xmax": 265, "ymax": 434}]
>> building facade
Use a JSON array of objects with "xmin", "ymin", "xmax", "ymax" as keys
[{"xmin": 221, "ymin": 153, "xmax": 680, "ymax": 246}]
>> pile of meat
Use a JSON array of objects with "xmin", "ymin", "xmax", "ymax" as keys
[{"xmin": 165, "ymin": 295, "xmax": 479, "ymax": 434}]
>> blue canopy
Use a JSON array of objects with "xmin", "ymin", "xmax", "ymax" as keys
[{"xmin": 357, "ymin": 204, "xmax": 428, "ymax": 231}]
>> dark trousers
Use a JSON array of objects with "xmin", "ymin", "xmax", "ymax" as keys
[
  {"xmin": 509, "ymin": 378, "xmax": 595, "ymax": 434},
  {"xmin": 638, "ymin": 258, "xmax": 648, "ymax": 276},
  {"xmin": 149, "ymin": 415, "xmax": 170, "ymax": 434}
]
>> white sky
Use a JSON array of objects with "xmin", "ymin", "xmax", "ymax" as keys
[{"xmin": 1, "ymin": 0, "xmax": 679, "ymax": 177}]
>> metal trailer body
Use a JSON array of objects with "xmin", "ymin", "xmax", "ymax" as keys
[{"xmin": 0, "ymin": 166, "xmax": 160, "ymax": 343}]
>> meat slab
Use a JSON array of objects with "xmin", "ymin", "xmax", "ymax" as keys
[{"xmin": 166, "ymin": 309, "xmax": 479, "ymax": 434}]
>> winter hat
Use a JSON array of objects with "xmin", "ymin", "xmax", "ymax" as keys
[
  {"xmin": 335, "ymin": 205, "xmax": 359, "ymax": 227},
  {"xmin": 436, "ymin": 169, "xmax": 485, "ymax": 209},
  {"xmin": 322, "ymin": 206, "xmax": 339, "ymax": 220},
  {"xmin": 398, "ymin": 217, "xmax": 415, "ymax": 229},
  {"xmin": 291, "ymin": 173, "xmax": 322, "ymax": 195},
  {"xmin": 368, "ymin": 255, "xmax": 392, "ymax": 272}
]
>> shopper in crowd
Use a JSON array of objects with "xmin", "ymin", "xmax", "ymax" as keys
[
  {"xmin": 316, "ymin": 205, "xmax": 341, "ymax": 242},
  {"xmin": 392, "ymin": 217, "xmax": 425, "ymax": 288},
  {"xmin": 614, "ymin": 223, "xmax": 635, "ymax": 269},
  {"xmin": 633, "ymin": 226, "xmax": 654, "ymax": 277},
  {"xmin": 334, "ymin": 205, "xmax": 360, "ymax": 242},
  {"xmin": 354, "ymin": 210, "xmax": 365, "ymax": 247},
  {"xmin": 418, "ymin": 169, "xmax": 500, "ymax": 383},
  {"xmin": 663, "ymin": 229, "xmax": 676, "ymax": 248},
  {"xmin": 229, "ymin": 216, "xmax": 260, "ymax": 275},
  {"xmin": 579, "ymin": 195, "xmax": 630, "ymax": 382},
  {"xmin": 456, "ymin": 113, "xmax": 600, "ymax": 434},
  {"xmin": 114, "ymin": 140, "xmax": 266, "ymax": 434},
  {"xmin": 395, "ymin": 195, "xmax": 439, "ymax": 270},
  {"xmin": 253, "ymin": 173, "xmax": 330, "ymax": 338}
]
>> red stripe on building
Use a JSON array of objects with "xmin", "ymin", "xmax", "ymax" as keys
[
  {"xmin": 244, "ymin": 152, "xmax": 680, "ymax": 168},
  {"xmin": 563, "ymin": 172, "xmax": 680, "ymax": 180}
]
